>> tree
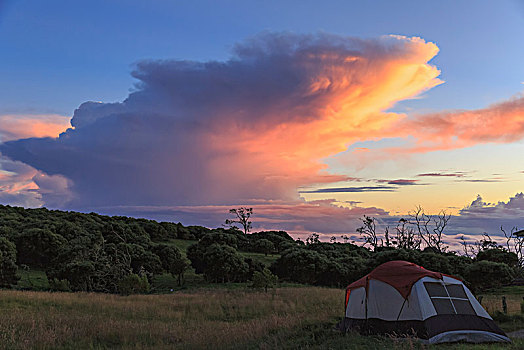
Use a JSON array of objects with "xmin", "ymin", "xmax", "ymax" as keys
[
  {"xmin": 464, "ymin": 261, "xmax": 513, "ymax": 291},
  {"xmin": 394, "ymin": 218, "xmax": 421, "ymax": 250},
  {"xmin": 409, "ymin": 206, "xmax": 450, "ymax": 253},
  {"xmin": 224, "ymin": 207, "xmax": 253, "ymax": 235},
  {"xmin": 356, "ymin": 216, "xmax": 379, "ymax": 251},
  {"xmin": 118, "ymin": 273, "xmax": 150, "ymax": 295},
  {"xmin": 201, "ymin": 244, "xmax": 248, "ymax": 282},
  {"xmin": 15, "ymin": 228, "xmax": 67, "ymax": 267},
  {"xmin": 501, "ymin": 226, "xmax": 524, "ymax": 268},
  {"xmin": 154, "ymin": 244, "xmax": 190, "ymax": 285},
  {"xmin": 252, "ymin": 268, "xmax": 278, "ymax": 292},
  {"xmin": 253, "ymin": 239, "xmax": 274, "ymax": 256},
  {"xmin": 0, "ymin": 237, "xmax": 19, "ymax": 288}
]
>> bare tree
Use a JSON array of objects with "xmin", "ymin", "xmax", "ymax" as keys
[
  {"xmin": 501, "ymin": 226, "xmax": 524, "ymax": 268},
  {"xmin": 356, "ymin": 215, "xmax": 379, "ymax": 251},
  {"xmin": 409, "ymin": 206, "xmax": 450, "ymax": 253},
  {"xmin": 224, "ymin": 207, "xmax": 253, "ymax": 235},
  {"xmin": 394, "ymin": 218, "xmax": 421, "ymax": 250},
  {"xmin": 306, "ymin": 233, "xmax": 320, "ymax": 245}
]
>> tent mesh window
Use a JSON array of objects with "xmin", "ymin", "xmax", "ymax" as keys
[{"xmin": 424, "ymin": 282, "xmax": 476, "ymax": 315}]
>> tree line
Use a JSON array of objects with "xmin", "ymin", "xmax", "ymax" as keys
[{"xmin": 0, "ymin": 204, "xmax": 522, "ymax": 294}]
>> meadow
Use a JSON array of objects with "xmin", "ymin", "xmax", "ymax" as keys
[{"xmin": 0, "ymin": 286, "xmax": 522, "ymax": 350}]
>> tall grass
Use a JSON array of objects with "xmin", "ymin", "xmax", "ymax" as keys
[
  {"xmin": 0, "ymin": 287, "xmax": 341, "ymax": 349},
  {"xmin": 0, "ymin": 287, "xmax": 522, "ymax": 349}
]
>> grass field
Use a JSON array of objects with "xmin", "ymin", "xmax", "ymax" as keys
[
  {"xmin": 0, "ymin": 287, "xmax": 522, "ymax": 350},
  {"xmin": 8, "ymin": 243, "xmax": 524, "ymax": 349},
  {"xmin": 479, "ymin": 286, "xmax": 524, "ymax": 315}
]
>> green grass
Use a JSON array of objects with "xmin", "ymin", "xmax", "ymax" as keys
[
  {"xmin": 240, "ymin": 251, "xmax": 280, "ymax": 266},
  {"xmin": 16, "ymin": 268, "xmax": 49, "ymax": 291},
  {"xmin": 163, "ymin": 239, "xmax": 198, "ymax": 256}
]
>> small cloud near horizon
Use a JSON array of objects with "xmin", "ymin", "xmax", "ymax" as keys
[{"xmin": 300, "ymin": 186, "xmax": 397, "ymax": 193}]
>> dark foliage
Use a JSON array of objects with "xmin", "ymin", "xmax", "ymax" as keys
[{"xmin": 0, "ymin": 237, "xmax": 19, "ymax": 288}]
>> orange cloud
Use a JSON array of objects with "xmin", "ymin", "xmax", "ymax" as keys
[
  {"xmin": 377, "ymin": 93, "xmax": 524, "ymax": 155},
  {"xmin": 202, "ymin": 35, "xmax": 442, "ymax": 201},
  {"xmin": 0, "ymin": 33, "xmax": 442, "ymax": 208},
  {"xmin": 0, "ymin": 114, "xmax": 71, "ymax": 142}
]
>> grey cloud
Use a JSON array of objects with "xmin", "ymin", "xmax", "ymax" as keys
[{"xmin": 300, "ymin": 186, "xmax": 397, "ymax": 193}]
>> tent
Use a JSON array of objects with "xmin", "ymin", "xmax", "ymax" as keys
[{"xmin": 340, "ymin": 260, "xmax": 510, "ymax": 344}]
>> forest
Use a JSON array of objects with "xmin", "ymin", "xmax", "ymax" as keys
[{"xmin": 0, "ymin": 204, "xmax": 523, "ymax": 295}]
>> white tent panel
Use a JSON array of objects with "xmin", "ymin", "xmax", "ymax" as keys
[
  {"xmin": 345, "ymin": 286, "xmax": 366, "ymax": 319},
  {"xmin": 367, "ymin": 280, "xmax": 423, "ymax": 321}
]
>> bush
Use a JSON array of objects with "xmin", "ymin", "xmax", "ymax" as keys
[
  {"xmin": 252, "ymin": 268, "xmax": 278, "ymax": 292},
  {"xmin": 154, "ymin": 244, "xmax": 189, "ymax": 285},
  {"xmin": 253, "ymin": 239, "xmax": 275, "ymax": 256},
  {"xmin": 476, "ymin": 249, "xmax": 519, "ymax": 267},
  {"xmin": 49, "ymin": 278, "xmax": 71, "ymax": 292},
  {"xmin": 0, "ymin": 237, "xmax": 19, "ymax": 288},
  {"xmin": 118, "ymin": 274, "xmax": 150, "ymax": 295},
  {"xmin": 200, "ymin": 244, "xmax": 249, "ymax": 282},
  {"xmin": 271, "ymin": 248, "xmax": 329, "ymax": 285},
  {"xmin": 464, "ymin": 260, "xmax": 514, "ymax": 291}
]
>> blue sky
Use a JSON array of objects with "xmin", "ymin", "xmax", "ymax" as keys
[
  {"xmin": 1, "ymin": 0, "xmax": 523, "ymax": 116},
  {"xmin": 1, "ymin": 0, "xmax": 524, "ymax": 244}
]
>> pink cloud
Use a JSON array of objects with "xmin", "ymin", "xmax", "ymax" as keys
[
  {"xmin": 377, "ymin": 94, "xmax": 524, "ymax": 155},
  {"xmin": 0, "ymin": 114, "xmax": 71, "ymax": 142}
]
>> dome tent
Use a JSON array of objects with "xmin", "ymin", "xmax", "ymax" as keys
[{"xmin": 339, "ymin": 260, "xmax": 510, "ymax": 344}]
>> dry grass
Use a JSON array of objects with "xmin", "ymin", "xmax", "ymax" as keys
[
  {"xmin": 0, "ymin": 287, "xmax": 342, "ymax": 349},
  {"xmin": 0, "ymin": 287, "xmax": 522, "ymax": 349},
  {"xmin": 480, "ymin": 294, "xmax": 522, "ymax": 315}
]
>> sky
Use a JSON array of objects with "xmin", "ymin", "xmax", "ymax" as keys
[{"xmin": 1, "ymin": 0, "xmax": 524, "ymax": 247}]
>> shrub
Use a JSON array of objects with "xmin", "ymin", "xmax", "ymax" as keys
[
  {"xmin": 154, "ymin": 244, "xmax": 189, "ymax": 285},
  {"xmin": 118, "ymin": 274, "xmax": 150, "ymax": 295},
  {"xmin": 253, "ymin": 239, "xmax": 275, "ymax": 256},
  {"xmin": 49, "ymin": 278, "xmax": 71, "ymax": 292},
  {"xmin": 0, "ymin": 237, "xmax": 19, "ymax": 288},
  {"xmin": 476, "ymin": 249, "xmax": 519, "ymax": 267},
  {"xmin": 251, "ymin": 268, "xmax": 278, "ymax": 292},
  {"xmin": 200, "ymin": 244, "xmax": 249, "ymax": 282},
  {"xmin": 464, "ymin": 260, "xmax": 514, "ymax": 291}
]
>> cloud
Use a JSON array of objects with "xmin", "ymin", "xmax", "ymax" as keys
[
  {"xmin": 456, "ymin": 179, "xmax": 504, "ymax": 183},
  {"xmin": 416, "ymin": 172, "xmax": 467, "ymax": 177},
  {"xmin": 86, "ymin": 199, "xmax": 388, "ymax": 239},
  {"xmin": 383, "ymin": 94, "xmax": 524, "ymax": 154},
  {"xmin": 0, "ymin": 114, "xmax": 71, "ymax": 142},
  {"xmin": 377, "ymin": 179, "xmax": 421, "ymax": 186},
  {"xmin": 0, "ymin": 32, "xmax": 442, "ymax": 210},
  {"xmin": 300, "ymin": 186, "xmax": 397, "ymax": 193},
  {"xmin": 0, "ymin": 156, "xmax": 71, "ymax": 208},
  {"xmin": 459, "ymin": 193, "xmax": 524, "ymax": 219}
]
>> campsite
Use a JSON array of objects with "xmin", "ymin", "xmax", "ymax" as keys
[
  {"xmin": 0, "ymin": 205, "xmax": 523, "ymax": 348},
  {"xmin": 2, "ymin": 1, "xmax": 524, "ymax": 349}
]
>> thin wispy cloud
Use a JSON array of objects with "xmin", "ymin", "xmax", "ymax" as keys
[
  {"xmin": 416, "ymin": 172, "xmax": 467, "ymax": 177},
  {"xmin": 300, "ymin": 186, "xmax": 397, "ymax": 193},
  {"xmin": 376, "ymin": 179, "xmax": 423, "ymax": 186}
]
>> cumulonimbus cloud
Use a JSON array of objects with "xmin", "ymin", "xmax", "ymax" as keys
[{"xmin": 0, "ymin": 32, "xmax": 442, "ymax": 209}]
